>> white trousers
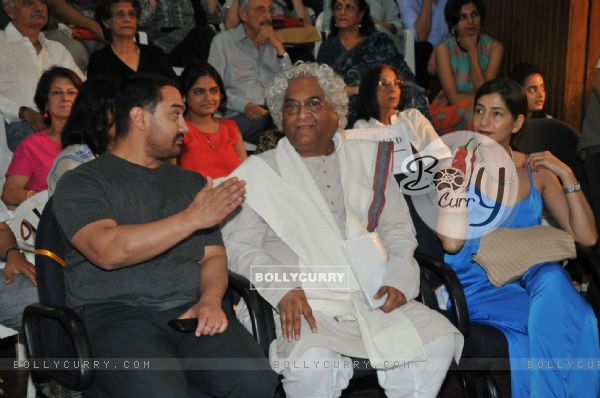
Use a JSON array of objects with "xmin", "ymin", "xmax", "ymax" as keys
[{"xmin": 281, "ymin": 333, "xmax": 456, "ymax": 398}]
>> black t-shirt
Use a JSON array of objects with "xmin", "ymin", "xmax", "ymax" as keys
[{"xmin": 53, "ymin": 154, "xmax": 222, "ymax": 311}]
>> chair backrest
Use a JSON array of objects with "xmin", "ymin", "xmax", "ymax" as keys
[
  {"xmin": 34, "ymin": 196, "xmax": 69, "ymax": 308},
  {"xmin": 24, "ymin": 197, "xmax": 94, "ymax": 390},
  {"xmin": 0, "ymin": 114, "xmax": 14, "ymax": 193},
  {"xmin": 513, "ymin": 118, "xmax": 589, "ymax": 197},
  {"xmin": 402, "ymin": 28, "xmax": 416, "ymax": 75}
]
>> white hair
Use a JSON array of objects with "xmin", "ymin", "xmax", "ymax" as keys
[{"xmin": 266, "ymin": 61, "xmax": 348, "ymax": 132}]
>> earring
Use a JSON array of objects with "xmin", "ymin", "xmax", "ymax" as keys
[
  {"xmin": 43, "ymin": 111, "xmax": 48, "ymax": 118},
  {"xmin": 358, "ymin": 23, "xmax": 362, "ymax": 28},
  {"xmin": 450, "ymin": 28, "xmax": 455, "ymax": 35}
]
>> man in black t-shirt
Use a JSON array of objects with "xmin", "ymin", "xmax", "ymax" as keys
[{"xmin": 53, "ymin": 73, "xmax": 277, "ymax": 398}]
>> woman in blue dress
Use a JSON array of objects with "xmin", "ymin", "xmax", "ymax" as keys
[{"xmin": 440, "ymin": 78, "xmax": 600, "ymax": 397}]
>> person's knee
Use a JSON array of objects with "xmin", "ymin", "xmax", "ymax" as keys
[
  {"xmin": 281, "ymin": 347, "xmax": 353, "ymax": 398},
  {"xmin": 529, "ymin": 263, "xmax": 570, "ymax": 291}
]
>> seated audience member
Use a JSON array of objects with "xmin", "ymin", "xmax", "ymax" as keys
[
  {"xmin": 45, "ymin": 0, "xmax": 106, "ymax": 72},
  {"xmin": 440, "ymin": 78, "xmax": 599, "ymax": 396},
  {"xmin": 322, "ymin": 0, "xmax": 404, "ymax": 42},
  {"xmin": 429, "ymin": 0, "xmax": 502, "ymax": 134},
  {"xmin": 316, "ymin": 0, "xmax": 429, "ymax": 126},
  {"xmin": 179, "ymin": 62, "xmax": 247, "ymax": 179},
  {"xmin": 0, "ymin": 0, "xmax": 84, "ymax": 151},
  {"xmin": 222, "ymin": 62, "xmax": 462, "ymax": 398},
  {"xmin": 222, "ymin": 0, "xmax": 314, "ymax": 62},
  {"xmin": 47, "ymin": 77, "xmax": 118, "ymax": 195},
  {"xmin": 208, "ymin": 0, "xmax": 292, "ymax": 144},
  {"xmin": 193, "ymin": 0, "xmax": 226, "ymax": 28},
  {"xmin": 2, "ymin": 67, "xmax": 82, "ymax": 207},
  {"xmin": 509, "ymin": 63, "xmax": 552, "ymax": 119},
  {"xmin": 87, "ymin": 0, "xmax": 176, "ymax": 81},
  {"xmin": 398, "ymin": 0, "xmax": 449, "ymax": 89},
  {"xmin": 52, "ymin": 73, "xmax": 278, "ymax": 397},
  {"xmin": 354, "ymin": 64, "xmax": 439, "ymax": 151},
  {"xmin": 224, "ymin": 0, "xmax": 312, "ymax": 30},
  {"xmin": 137, "ymin": 0, "xmax": 216, "ymax": 68},
  {"xmin": 48, "ymin": 0, "xmax": 105, "ymax": 41},
  {"xmin": 0, "ymin": 209, "xmax": 37, "ymax": 329},
  {"xmin": 578, "ymin": 56, "xmax": 600, "ymax": 253}
]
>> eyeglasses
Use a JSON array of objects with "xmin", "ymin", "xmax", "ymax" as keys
[
  {"xmin": 378, "ymin": 79, "xmax": 403, "ymax": 89},
  {"xmin": 282, "ymin": 97, "xmax": 327, "ymax": 115}
]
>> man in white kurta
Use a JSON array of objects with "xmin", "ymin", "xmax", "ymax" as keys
[{"xmin": 222, "ymin": 62, "xmax": 462, "ymax": 397}]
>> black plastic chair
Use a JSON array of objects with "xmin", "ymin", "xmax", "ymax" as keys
[{"xmin": 22, "ymin": 198, "xmax": 274, "ymax": 395}]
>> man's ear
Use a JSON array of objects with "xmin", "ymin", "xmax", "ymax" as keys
[
  {"xmin": 238, "ymin": 5, "xmax": 247, "ymax": 23},
  {"xmin": 129, "ymin": 106, "xmax": 147, "ymax": 131},
  {"xmin": 3, "ymin": 2, "xmax": 16, "ymax": 20}
]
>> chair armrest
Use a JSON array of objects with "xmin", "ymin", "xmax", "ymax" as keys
[
  {"xmin": 228, "ymin": 271, "xmax": 276, "ymax": 356},
  {"xmin": 414, "ymin": 254, "xmax": 470, "ymax": 336},
  {"xmin": 575, "ymin": 244, "xmax": 600, "ymax": 304},
  {"xmin": 22, "ymin": 303, "xmax": 93, "ymax": 391}
]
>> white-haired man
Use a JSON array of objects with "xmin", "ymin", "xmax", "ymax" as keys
[
  {"xmin": 208, "ymin": 0, "xmax": 291, "ymax": 145},
  {"xmin": 0, "ymin": 0, "xmax": 84, "ymax": 151},
  {"xmin": 222, "ymin": 62, "xmax": 463, "ymax": 397}
]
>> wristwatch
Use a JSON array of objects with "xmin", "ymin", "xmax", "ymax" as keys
[{"xmin": 563, "ymin": 182, "xmax": 581, "ymax": 194}]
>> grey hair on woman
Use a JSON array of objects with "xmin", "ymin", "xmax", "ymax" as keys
[{"xmin": 266, "ymin": 62, "xmax": 349, "ymax": 132}]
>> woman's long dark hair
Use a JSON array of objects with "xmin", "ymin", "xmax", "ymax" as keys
[
  {"xmin": 508, "ymin": 63, "xmax": 549, "ymax": 119},
  {"xmin": 444, "ymin": 0, "xmax": 486, "ymax": 32},
  {"xmin": 329, "ymin": 0, "xmax": 375, "ymax": 37},
  {"xmin": 61, "ymin": 78, "xmax": 118, "ymax": 155}
]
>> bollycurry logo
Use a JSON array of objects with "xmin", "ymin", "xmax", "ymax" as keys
[{"xmin": 399, "ymin": 131, "xmax": 520, "ymax": 240}]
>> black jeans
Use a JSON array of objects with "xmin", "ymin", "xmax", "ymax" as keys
[{"xmin": 80, "ymin": 301, "xmax": 278, "ymax": 398}]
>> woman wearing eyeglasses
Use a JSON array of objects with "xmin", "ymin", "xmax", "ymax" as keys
[
  {"xmin": 316, "ymin": 0, "xmax": 429, "ymax": 127},
  {"xmin": 354, "ymin": 64, "xmax": 440, "ymax": 151}
]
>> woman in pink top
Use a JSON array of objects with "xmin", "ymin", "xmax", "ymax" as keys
[{"xmin": 2, "ymin": 66, "xmax": 82, "ymax": 206}]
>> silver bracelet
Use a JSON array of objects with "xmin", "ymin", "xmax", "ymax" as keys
[{"xmin": 563, "ymin": 182, "xmax": 581, "ymax": 194}]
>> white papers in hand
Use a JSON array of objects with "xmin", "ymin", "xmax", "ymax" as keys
[{"xmin": 342, "ymin": 232, "xmax": 388, "ymax": 309}]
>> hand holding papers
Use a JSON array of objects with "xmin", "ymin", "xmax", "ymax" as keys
[{"xmin": 342, "ymin": 232, "xmax": 388, "ymax": 309}]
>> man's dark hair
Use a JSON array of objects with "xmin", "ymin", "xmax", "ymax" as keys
[{"xmin": 113, "ymin": 73, "xmax": 179, "ymax": 138}]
